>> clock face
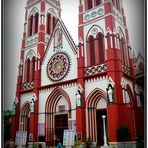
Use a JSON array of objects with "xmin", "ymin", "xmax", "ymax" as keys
[{"xmin": 47, "ymin": 52, "xmax": 70, "ymax": 81}]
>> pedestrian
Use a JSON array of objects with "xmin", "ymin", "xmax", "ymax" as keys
[{"xmin": 57, "ymin": 139, "xmax": 62, "ymax": 148}]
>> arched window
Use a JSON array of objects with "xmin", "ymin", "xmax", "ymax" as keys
[
  {"xmin": 88, "ymin": 0, "xmax": 93, "ymax": 9},
  {"xmin": 30, "ymin": 57, "xmax": 35, "ymax": 82},
  {"xmin": 97, "ymin": 33, "xmax": 104, "ymax": 63},
  {"xmin": 34, "ymin": 13, "xmax": 39, "ymax": 34},
  {"xmin": 112, "ymin": 0, "xmax": 115, "ymax": 6},
  {"xmin": 26, "ymin": 59, "xmax": 31, "ymax": 82},
  {"xmin": 47, "ymin": 13, "xmax": 51, "ymax": 34},
  {"xmin": 96, "ymin": 0, "xmax": 101, "ymax": 6},
  {"xmin": 89, "ymin": 36, "xmax": 95, "ymax": 66},
  {"xmin": 116, "ymin": 0, "xmax": 120, "ymax": 10},
  {"xmin": 28, "ymin": 15, "xmax": 33, "ymax": 36},
  {"xmin": 54, "ymin": 29, "xmax": 62, "ymax": 48},
  {"xmin": 120, "ymin": 37, "xmax": 126, "ymax": 65},
  {"xmin": 53, "ymin": 16, "xmax": 56, "ymax": 31}
]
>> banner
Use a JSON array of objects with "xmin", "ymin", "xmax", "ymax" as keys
[
  {"xmin": 63, "ymin": 129, "xmax": 76, "ymax": 146},
  {"xmin": 15, "ymin": 131, "xmax": 27, "ymax": 145}
]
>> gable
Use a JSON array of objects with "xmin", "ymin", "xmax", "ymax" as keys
[
  {"xmin": 41, "ymin": 19, "xmax": 78, "ymax": 86},
  {"xmin": 135, "ymin": 52, "xmax": 144, "ymax": 74}
]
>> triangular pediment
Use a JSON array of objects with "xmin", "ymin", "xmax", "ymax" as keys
[
  {"xmin": 41, "ymin": 19, "xmax": 78, "ymax": 86},
  {"xmin": 135, "ymin": 52, "xmax": 144, "ymax": 74}
]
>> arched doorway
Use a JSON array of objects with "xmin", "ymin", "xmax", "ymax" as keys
[
  {"xmin": 20, "ymin": 102, "xmax": 30, "ymax": 142},
  {"xmin": 45, "ymin": 88, "xmax": 71, "ymax": 146},
  {"xmin": 86, "ymin": 88, "xmax": 108, "ymax": 146}
]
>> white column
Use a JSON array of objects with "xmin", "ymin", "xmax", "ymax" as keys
[{"xmin": 102, "ymin": 115, "xmax": 108, "ymax": 146}]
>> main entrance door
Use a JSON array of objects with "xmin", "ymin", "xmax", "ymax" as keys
[
  {"xmin": 96, "ymin": 109, "xmax": 108, "ymax": 146},
  {"xmin": 55, "ymin": 114, "xmax": 68, "ymax": 145}
]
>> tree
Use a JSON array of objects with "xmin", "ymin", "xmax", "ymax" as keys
[{"xmin": 4, "ymin": 110, "xmax": 13, "ymax": 142}]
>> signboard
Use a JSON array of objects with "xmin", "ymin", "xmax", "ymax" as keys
[
  {"xmin": 15, "ymin": 131, "xmax": 27, "ymax": 145},
  {"xmin": 63, "ymin": 130, "xmax": 76, "ymax": 146},
  {"xmin": 38, "ymin": 123, "xmax": 45, "ymax": 136}
]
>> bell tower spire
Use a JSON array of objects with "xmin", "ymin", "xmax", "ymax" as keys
[
  {"xmin": 12, "ymin": 0, "xmax": 61, "ymax": 141},
  {"xmin": 78, "ymin": 0, "xmax": 135, "ymax": 143}
]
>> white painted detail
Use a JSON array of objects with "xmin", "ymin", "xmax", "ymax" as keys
[
  {"xmin": 125, "ymin": 91, "xmax": 130, "ymax": 103},
  {"xmin": 20, "ymin": 92, "xmax": 34, "ymax": 108},
  {"xmin": 83, "ymin": 5, "xmax": 105, "ymax": 23},
  {"xmin": 96, "ymin": 98, "xmax": 107, "ymax": 109},
  {"xmin": 83, "ymin": 19, "xmax": 106, "ymax": 67},
  {"xmin": 41, "ymin": 25, "xmax": 77, "ymax": 86},
  {"xmin": 56, "ymin": 97, "xmax": 68, "ymax": 112},
  {"xmin": 85, "ymin": 77, "xmax": 108, "ymax": 99}
]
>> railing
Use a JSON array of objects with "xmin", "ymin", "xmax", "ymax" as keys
[
  {"xmin": 25, "ymin": 34, "xmax": 38, "ymax": 47},
  {"xmin": 84, "ymin": 63, "xmax": 107, "ymax": 76},
  {"xmin": 83, "ymin": 5, "xmax": 105, "ymax": 23},
  {"xmin": 22, "ymin": 82, "xmax": 33, "ymax": 90},
  {"xmin": 122, "ymin": 65, "xmax": 131, "ymax": 76}
]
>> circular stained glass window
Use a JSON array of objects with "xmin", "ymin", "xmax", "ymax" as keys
[{"xmin": 47, "ymin": 52, "xmax": 70, "ymax": 81}]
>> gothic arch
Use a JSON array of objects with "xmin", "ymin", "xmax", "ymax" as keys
[
  {"xmin": 47, "ymin": 8, "xmax": 57, "ymax": 17},
  {"xmin": 45, "ymin": 87, "xmax": 71, "ymax": 113},
  {"xmin": 117, "ymin": 26, "xmax": 125, "ymax": 40},
  {"xmin": 20, "ymin": 102, "xmax": 30, "ymax": 131},
  {"xmin": 29, "ymin": 7, "xmax": 39, "ymax": 17},
  {"xmin": 45, "ymin": 87, "xmax": 71, "ymax": 144},
  {"xmin": 86, "ymin": 88, "xmax": 107, "ymax": 142},
  {"xmin": 25, "ymin": 50, "xmax": 36, "ymax": 82},
  {"xmin": 86, "ymin": 88, "xmax": 107, "ymax": 108},
  {"xmin": 86, "ymin": 25, "xmax": 104, "ymax": 40},
  {"xmin": 126, "ymin": 84, "xmax": 134, "ymax": 106},
  {"xmin": 25, "ymin": 50, "xmax": 36, "ymax": 61}
]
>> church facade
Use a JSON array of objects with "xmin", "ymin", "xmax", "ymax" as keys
[{"xmin": 11, "ymin": 0, "xmax": 144, "ymax": 147}]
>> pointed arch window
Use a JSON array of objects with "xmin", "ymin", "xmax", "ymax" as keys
[
  {"xmin": 30, "ymin": 57, "xmax": 35, "ymax": 82},
  {"xmin": 116, "ymin": 0, "xmax": 120, "ymax": 10},
  {"xmin": 53, "ymin": 16, "xmax": 57, "ymax": 31},
  {"xmin": 112, "ymin": 0, "xmax": 115, "ymax": 6},
  {"xmin": 96, "ymin": 0, "xmax": 101, "ymax": 6},
  {"xmin": 89, "ymin": 36, "xmax": 95, "ymax": 66},
  {"xmin": 28, "ymin": 15, "xmax": 33, "ymax": 36},
  {"xmin": 47, "ymin": 13, "xmax": 51, "ymax": 34},
  {"xmin": 120, "ymin": 37, "xmax": 126, "ymax": 65},
  {"xmin": 26, "ymin": 59, "xmax": 31, "ymax": 82},
  {"xmin": 34, "ymin": 13, "xmax": 39, "ymax": 34},
  {"xmin": 54, "ymin": 29, "xmax": 62, "ymax": 48},
  {"xmin": 97, "ymin": 33, "xmax": 104, "ymax": 63},
  {"xmin": 88, "ymin": 0, "xmax": 93, "ymax": 9}
]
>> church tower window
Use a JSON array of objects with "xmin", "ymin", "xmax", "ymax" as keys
[
  {"xmin": 97, "ymin": 33, "xmax": 104, "ymax": 63},
  {"xmin": 47, "ymin": 13, "xmax": 51, "ymax": 34},
  {"xmin": 89, "ymin": 36, "xmax": 95, "ymax": 66},
  {"xmin": 28, "ymin": 15, "xmax": 33, "ymax": 36},
  {"xmin": 30, "ymin": 57, "xmax": 35, "ymax": 82},
  {"xmin": 53, "ymin": 16, "xmax": 57, "ymax": 31},
  {"xmin": 116, "ymin": 0, "xmax": 120, "ymax": 10},
  {"xmin": 120, "ymin": 37, "xmax": 126, "ymax": 65},
  {"xmin": 96, "ymin": 0, "xmax": 101, "ymax": 6},
  {"xmin": 25, "ymin": 59, "xmax": 31, "ymax": 82},
  {"xmin": 88, "ymin": 0, "xmax": 93, "ymax": 10},
  {"xmin": 34, "ymin": 13, "xmax": 39, "ymax": 34}
]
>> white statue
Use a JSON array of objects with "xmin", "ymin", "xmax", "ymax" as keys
[
  {"xmin": 108, "ymin": 86, "xmax": 113, "ymax": 103},
  {"xmin": 76, "ymin": 91, "xmax": 81, "ymax": 107},
  {"xmin": 30, "ymin": 100, "xmax": 34, "ymax": 113}
]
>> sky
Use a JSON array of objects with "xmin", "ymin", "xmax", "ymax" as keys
[{"xmin": 4, "ymin": 0, "xmax": 144, "ymax": 110}]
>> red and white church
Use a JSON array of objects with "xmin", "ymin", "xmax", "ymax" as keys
[{"xmin": 11, "ymin": 0, "xmax": 144, "ymax": 147}]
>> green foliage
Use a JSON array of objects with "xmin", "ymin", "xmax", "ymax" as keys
[
  {"xmin": 116, "ymin": 124, "xmax": 130, "ymax": 141},
  {"xmin": 4, "ymin": 110, "xmax": 13, "ymax": 141},
  {"xmin": 74, "ymin": 141, "xmax": 82, "ymax": 145},
  {"xmin": 84, "ymin": 136, "xmax": 92, "ymax": 145},
  {"xmin": 33, "ymin": 144, "xmax": 38, "ymax": 148}
]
